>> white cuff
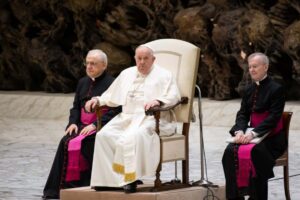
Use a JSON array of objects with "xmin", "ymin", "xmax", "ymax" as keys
[
  {"xmin": 251, "ymin": 130, "xmax": 258, "ymax": 138},
  {"xmin": 234, "ymin": 130, "xmax": 244, "ymax": 135}
]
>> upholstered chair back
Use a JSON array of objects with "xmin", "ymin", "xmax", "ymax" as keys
[{"xmin": 145, "ymin": 39, "xmax": 200, "ymax": 123}]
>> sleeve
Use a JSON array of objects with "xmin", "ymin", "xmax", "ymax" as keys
[
  {"xmin": 229, "ymin": 88, "xmax": 251, "ymax": 136},
  {"xmin": 156, "ymin": 72, "xmax": 181, "ymax": 107},
  {"xmin": 66, "ymin": 80, "xmax": 82, "ymax": 129},
  {"xmin": 95, "ymin": 71, "xmax": 126, "ymax": 107}
]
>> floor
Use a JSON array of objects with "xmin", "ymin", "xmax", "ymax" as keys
[{"xmin": 0, "ymin": 91, "xmax": 299, "ymax": 200}]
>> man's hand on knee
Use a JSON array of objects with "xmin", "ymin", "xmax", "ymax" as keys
[
  {"xmin": 80, "ymin": 124, "xmax": 96, "ymax": 135},
  {"xmin": 65, "ymin": 124, "xmax": 78, "ymax": 135}
]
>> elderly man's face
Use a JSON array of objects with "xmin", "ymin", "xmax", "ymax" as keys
[
  {"xmin": 134, "ymin": 47, "xmax": 155, "ymax": 75},
  {"xmin": 85, "ymin": 55, "xmax": 106, "ymax": 79},
  {"xmin": 248, "ymin": 56, "xmax": 268, "ymax": 82}
]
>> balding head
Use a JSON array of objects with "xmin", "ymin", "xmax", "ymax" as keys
[
  {"xmin": 247, "ymin": 52, "xmax": 269, "ymax": 66},
  {"xmin": 87, "ymin": 49, "xmax": 108, "ymax": 66},
  {"xmin": 85, "ymin": 49, "xmax": 108, "ymax": 79},
  {"xmin": 247, "ymin": 52, "xmax": 269, "ymax": 81}
]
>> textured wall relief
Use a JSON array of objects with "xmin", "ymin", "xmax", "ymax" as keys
[{"xmin": 0, "ymin": 0, "xmax": 299, "ymax": 99}]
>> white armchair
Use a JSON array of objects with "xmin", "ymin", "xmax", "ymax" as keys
[{"xmin": 144, "ymin": 38, "xmax": 200, "ymax": 191}]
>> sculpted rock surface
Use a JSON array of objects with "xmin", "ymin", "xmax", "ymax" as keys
[{"xmin": 0, "ymin": 0, "xmax": 299, "ymax": 99}]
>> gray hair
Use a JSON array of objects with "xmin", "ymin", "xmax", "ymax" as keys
[
  {"xmin": 87, "ymin": 49, "xmax": 108, "ymax": 66},
  {"xmin": 247, "ymin": 52, "xmax": 269, "ymax": 66}
]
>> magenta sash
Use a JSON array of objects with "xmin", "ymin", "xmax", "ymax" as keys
[
  {"xmin": 236, "ymin": 111, "xmax": 283, "ymax": 188},
  {"xmin": 237, "ymin": 144, "xmax": 256, "ymax": 187},
  {"xmin": 65, "ymin": 133, "xmax": 94, "ymax": 182},
  {"xmin": 65, "ymin": 108, "xmax": 97, "ymax": 182},
  {"xmin": 80, "ymin": 108, "xmax": 97, "ymax": 125},
  {"xmin": 250, "ymin": 111, "xmax": 283, "ymax": 136}
]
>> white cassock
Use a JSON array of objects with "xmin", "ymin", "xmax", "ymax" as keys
[{"xmin": 91, "ymin": 65, "xmax": 181, "ymax": 187}]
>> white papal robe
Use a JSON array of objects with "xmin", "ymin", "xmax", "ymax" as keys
[{"xmin": 91, "ymin": 65, "xmax": 181, "ymax": 187}]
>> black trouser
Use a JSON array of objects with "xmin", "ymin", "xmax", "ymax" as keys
[
  {"xmin": 222, "ymin": 132, "xmax": 286, "ymax": 200},
  {"xmin": 43, "ymin": 133, "xmax": 96, "ymax": 198}
]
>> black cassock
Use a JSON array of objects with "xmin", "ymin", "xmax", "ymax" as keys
[
  {"xmin": 43, "ymin": 71, "xmax": 120, "ymax": 198},
  {"xmin": 222, "ymin": 76, "xmax": 287, "ymax": 200}
]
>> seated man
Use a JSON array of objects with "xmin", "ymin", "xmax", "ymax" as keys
[
  {"xmin": 43, "ymin": 49, "xmax": 120, "ymax": 199},
  {"xmin": 85, "ymin": 45, "xmax": 181, "ymax": 193},
  {"xmin": 222, "ymin": 52, "xmax": 287, "ymax": 200}
]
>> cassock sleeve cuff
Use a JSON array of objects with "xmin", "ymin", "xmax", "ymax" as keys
[{"xmin": 234, "ymin": 130, "xmax": 244, "ymax": 135}]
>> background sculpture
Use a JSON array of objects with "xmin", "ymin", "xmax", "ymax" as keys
[{"xmin": 0, "ymin": 0, "xmax": 299, "ymax": 100}]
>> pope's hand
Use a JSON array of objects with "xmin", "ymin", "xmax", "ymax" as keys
[
  {"xmin": 144, "ymin": 100, "xmax": 160, "ymax": 111},
  {"xmin": 85, "ymin": 98, "xmax": 98, "ymax": 112}
]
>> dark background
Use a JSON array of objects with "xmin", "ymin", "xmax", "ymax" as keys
[{"xmin": 0, "ymin": 0, "xmax": 299, "ymax": 100}]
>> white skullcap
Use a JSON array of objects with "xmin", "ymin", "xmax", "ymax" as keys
[{"xmin": 137, "ymin": 44, "xmax": 154, "ymax": 54}]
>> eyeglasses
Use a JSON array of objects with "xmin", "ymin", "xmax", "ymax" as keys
[{"xmin": 83, "ymin": 61, "xmax": 101, "ymax": 67}]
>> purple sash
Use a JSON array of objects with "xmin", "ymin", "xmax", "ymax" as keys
[
  {"xmin": 250, "ymin": 111, "xmax": 283, "ymax": 136},
  {"xmin": 65, "ymin": 108, "xmax": 97, "ymax": 182},
  {"xmin": 237, "ymin": 144, "xmax": 256, "ymax": 187},
  {"xmin": 236, "ymin": 111, "xmax": 283, "ymax": 188}
]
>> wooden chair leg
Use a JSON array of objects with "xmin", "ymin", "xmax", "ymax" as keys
[
  {"xmin": 283, "ymin": 165, "xmax": 291, "ymax": 200},
  {"xmin": 182, "ymin": 123, "xmax": 189, "ymax": 184},
  {"xmin": 154, "ymin": 162, "xmax": 162, "ymax": 189},
  {"xmin": 182, "ymin": 160, "xmax": 188, "ymax": 184}
]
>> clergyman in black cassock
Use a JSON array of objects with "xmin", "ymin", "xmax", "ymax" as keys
[
  {"xmin": 43, "ymin": 50, "xmax": 120, "ymax": 199},
  {"xmin": 222, "ymin": 52, "xmax": 286, "ymax": 200}
]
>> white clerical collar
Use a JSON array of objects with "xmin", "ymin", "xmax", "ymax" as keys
[{"xmin": 255, "ymin": 75, "xmax": 267, "ymax": 85}]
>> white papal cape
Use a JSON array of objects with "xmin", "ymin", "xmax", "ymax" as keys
[{"xmin": 91, "ymin": 65, "xmax": 181, "ymax": 187}]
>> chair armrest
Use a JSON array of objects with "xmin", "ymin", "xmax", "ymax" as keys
[
  {"xmin": 145, "ymin": 97, "xmax": 188, "ymax": 136},
  {"xmin": 95, "ymin": 105, "xmax": 103, "ymax": 132},
  {"xmin": 145, "ymin": 97, "xmax": 188, "ymax": 116}
]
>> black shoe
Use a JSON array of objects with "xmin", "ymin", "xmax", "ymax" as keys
[
  {"xmin": 123, "ymin": 181, "xmax": 137, "ymax": 193},
  {"xmin": 42, "ymin": 194, "xmax": 59, "ymax": 199},
  {"xmin": 93, "ymin": 186, "xmax": 105, "ymax": 191},
  {"xmin": 135, "ymin": 179, "xmax": 143, "ymax": 185}
]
